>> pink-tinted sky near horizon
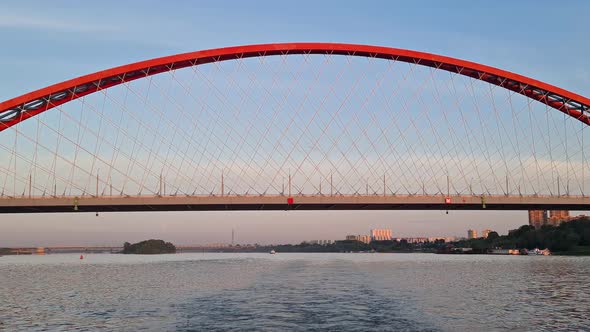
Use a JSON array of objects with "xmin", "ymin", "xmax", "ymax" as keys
[{"xmin": 2, "ymin": 210, "xmax": 528, "ymax": 247}]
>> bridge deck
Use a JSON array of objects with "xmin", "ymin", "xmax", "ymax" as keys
[{"xmin": 0, "ymin": 195, "xmax": 589, "ymax": 213}]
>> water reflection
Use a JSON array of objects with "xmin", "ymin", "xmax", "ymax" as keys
[{"xmin": 0, "ymin": 253, "xmax": 589, "ymax": 331}]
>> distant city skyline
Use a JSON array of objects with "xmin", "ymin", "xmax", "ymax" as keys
[{"xmin": 1, "ymin": 210, "xmax": 526, "ymax": 247}]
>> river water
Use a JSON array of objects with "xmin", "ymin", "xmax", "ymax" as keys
[{"xmin": 0, "ymin": 253, "xmax": 589, "ymax": 331}]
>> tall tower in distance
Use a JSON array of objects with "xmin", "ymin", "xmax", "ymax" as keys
[{"xmin": 467, "ymin": 229, "xmax": 478, "ymax": 239}]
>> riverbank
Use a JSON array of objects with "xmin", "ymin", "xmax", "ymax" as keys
[
  {"xmin": 0, "ymin": 248, "xmax": 33, "ymax": 256},
  {"xmin": 554, "ymin": 246, "xmax": 590, "ymax": 256},
  {"xmin": 452, "ymin": 218, "xmax": 590, "ymax": 255}
]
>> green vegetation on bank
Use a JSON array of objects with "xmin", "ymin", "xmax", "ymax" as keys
[
  {"xmin": 252, "ymin": 218, "xmax": 590, "ymax": 255},
  {"xmin": 0, "ymin": 248, "xmax": 11, "ymax": 255},
  {"xmin": 455, "ymin": 217, "xmax": 590, "ymax": 254},
  {"xmin": 557, "ymin": 246, "xmax": 590, "ymax": 256},
  {"xmin": 122, "ymin": 239, "xmax": 176, "ymax": 254},
  {"xmin": 258, "ymin": 239, "xmax": 444, "ymax": 253}
]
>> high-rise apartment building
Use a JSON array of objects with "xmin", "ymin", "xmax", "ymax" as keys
[
  {"xmin": 481, "ymin": 229, "xmax": 492, "ymax": 239},
  {"xmin": 370, "ymin": 229, "xmax": 392, "ymax": 241},
  {"xmin": 529, "ymin": 210, "xmax": 570, "ymax": 228},
  {"xmin": 528, "ymin": 210, "xmax": 547, "ymax": 229},
  {"xmin": 549, "ymin": 210, "xmax": 569, "ymax": 219},
  {"xmin": 467, "ymin": 229, "xmax": 478, "ymax": 239},
  {"xmin": 548, "ymin": 210, "xmax": 570, "ymax": 226}
]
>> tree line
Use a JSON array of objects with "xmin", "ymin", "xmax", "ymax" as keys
[
  {"xmin": 122, "ymin": 239, "xmax": 176, "ymax": 254},
  {"xmin": 455, "ymin": 217, "xmax": 590, "ymax": 253}
]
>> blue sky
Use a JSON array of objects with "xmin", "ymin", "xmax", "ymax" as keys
[
  {"xmin": 1, "ymin": 0, "xmax": 588, "ymax": 100},
  {"xmin": 0, "ymin": 1, "xmax": 589, "ymax": 246}
]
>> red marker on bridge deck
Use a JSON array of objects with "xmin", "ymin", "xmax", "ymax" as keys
[
  {"xmin": 445, "ymin": 197, "xmax": 451, "ymax": 215},
  {"xmin": 287, "ymin": 197, "xmax": 294, "ymax": 205}
]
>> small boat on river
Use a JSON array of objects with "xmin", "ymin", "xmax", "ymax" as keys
[{"xmin": 527, "ymin": 248, "xmax": 551, "ymax": 256}]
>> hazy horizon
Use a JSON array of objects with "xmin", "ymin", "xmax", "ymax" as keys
[{"xmin": 1, "ymin": 210, "xmax": 530, "ymax": 247}]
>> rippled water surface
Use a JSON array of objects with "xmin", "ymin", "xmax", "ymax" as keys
[{"xmin": 1, "ymin": 253, "xmax": 589, "ymax": 331}]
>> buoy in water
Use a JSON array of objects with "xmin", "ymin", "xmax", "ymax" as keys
[{"xmin": 80, "ymin": 255, "xmax": 84, "ymax": 260}]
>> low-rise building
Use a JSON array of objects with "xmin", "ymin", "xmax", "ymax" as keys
[
  {"xmin": 403, "ymin": 237, "xmax": 429, "ymax": 244},
  {"xmin": 394, "ymin": 237, "xmax": 456, "ymax": 243},
  {"xmin": 305, "ymin": 240, "xmax": 334, "ymax": 245},
  {"xmin": 345, "ymin": 235, "xmax": 359, "ymax": 241},
  {"xmin": 357, "ymin": 235, "xmax": 371, "ymax": 244},
  {"xmin": 345, "ymin": 235, "xmax": 370, "ymax": 243},
  {"xmin": 428, "ymin": 237, "xmax": 456, "ymax": 243}
]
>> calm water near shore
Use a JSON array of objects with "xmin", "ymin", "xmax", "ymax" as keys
[{"xmin": 1, "ymin": 253, "xmax": 589, "ymax": 331}]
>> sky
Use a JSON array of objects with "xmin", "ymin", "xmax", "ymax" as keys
[{"xmin": 0, "ymin": 0, "xmax": 589, "ymax": 246}]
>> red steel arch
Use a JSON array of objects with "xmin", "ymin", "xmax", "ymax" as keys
[{"xmin": 1, "ymin": 42, "xmax": 589, "ymax": 130}]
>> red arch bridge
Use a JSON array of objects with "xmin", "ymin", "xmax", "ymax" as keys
[{"xmin": 1, "ymin": 43, "xmax": 590, "ymax": 213}]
